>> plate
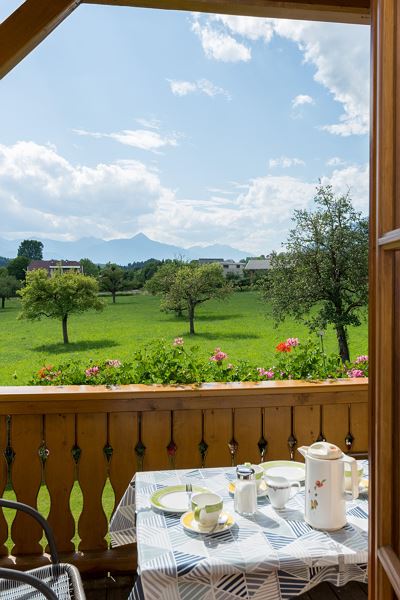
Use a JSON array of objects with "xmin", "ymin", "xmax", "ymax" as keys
[
  {"xmin": 150, "ymin": 485, "xmax": 209, "ymax": 513},
  {"xmin": 181, "ymin": 510, "xmax": 235, "ymax": 535},
  {"xmin": 228, "ymin": 481, "xmax": 269, "ymax": 497},
  {"xmin": 260, "ymin": 461, "xmax": 306, "ymax": 483}
]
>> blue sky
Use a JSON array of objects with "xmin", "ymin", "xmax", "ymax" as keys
[{"xmin": 0, "ymin": 2, "xmax": 369, "ymax": 254}]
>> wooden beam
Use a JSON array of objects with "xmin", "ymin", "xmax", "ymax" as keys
[
  {"xmin": 83, "ymin": 0, "xmax": 370, "ymax": 25},
  {"xmin": 0, "ymin": 0, "xmax": 81, "ymax": 80}
]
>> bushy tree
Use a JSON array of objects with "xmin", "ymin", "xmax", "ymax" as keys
[
  {"xmin": 262, "ymin": 184, "xmax": 368, "ymax": 363},
  {"xmin": 80, "ymin": 258, "xmax": 100, "ymax": 278},
  {"xmin": 17, "ymin": 239, "xmax": 43, "ymax": 260},
  {"xmin": 149, "ymin": 262, "xmax": 231, "ymax": 334},
  {"xmin": 0, "ymin": 268, "xmax": 19, "ymax": 308},
  {"xmin": 7, "ymin": 256, "xmax": 30, "ymax": 280},
  {"xmin": 99, "ymin": 263, "xmax": 125, "ymax": 303},
  {"xmin": 146, "ymin": 261, "xmax": 185, "ymax": 316},
  {"xmin": 18, "ymin": 270, "xmax": 104, "ymax": 344}
]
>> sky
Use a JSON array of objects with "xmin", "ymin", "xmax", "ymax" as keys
[{"xmin": 0, "ymin": 2, "xmax": 370, "ymax": 255}]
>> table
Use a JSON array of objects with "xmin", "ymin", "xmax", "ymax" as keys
[{"xmin": 110, "ymin": 463, "xmax": 368, "ymax": 599}]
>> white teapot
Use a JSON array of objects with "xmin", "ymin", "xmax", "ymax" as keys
[{"xmin": 298, "ymin": 441, "xmax": 359, "ymax": 531}]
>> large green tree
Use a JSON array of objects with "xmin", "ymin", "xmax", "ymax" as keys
[
  {"xmin": 7, "ymin": 256, "xmax": 30, "ymax": 281},
  {"xmin": 149, "ymin": 262, "xmax": 231, "ymax": 334},
  {"xmin": 0, "ymin": 268, "xmax": 19, "ymax": 309},
  {"xmin": 262, "ymin": 184, "xmax": 368, "ymax": 363},
  {"xmin": 17, "ymin": 239, "xmax": 43, "ymax": 260},
  {"xmin": 146, "ymin": 261, "xmax": 185, "ymax": 316},
  {"xmin": 99, "ymin": 263, "xmax": 125, "ymax": 303},
  {"xmin": 18, "ymin": 270, "xmax": 104, "ymax": 344}
]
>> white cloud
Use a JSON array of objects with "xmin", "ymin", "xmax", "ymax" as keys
[
  {"xmin": 269, "ymin": 156, "xmax": 305, "ymax": 168},
  {"xmin": 135, "ymin": 117, "xmax": 161, "ymax": 130},
  {"xmin": 0, "ymin": 141, "xmax": 368, "ymax": 255},
  {"xmin": 73, "ymin": 127, "xmax": 180, "ymax": 153},
  {"xmin": 168, "ymin": 78, "xmax": 231, "ymax": 99},
  {"xmin": 191, "ymin": 15, "xmax": 369, "ymax": 136},
  {"xmin": 292, "ymin": 94, "xmax": 314, "ymax": 109},
  {"xmin": 326, "ymin": 156, "xmax": 346, "ymax": 166},
  {"xmin": 0, "ymin": 141, "xmax": 173, "ymax": 240},
  {"xmin": 191, "ymin": 16, "xmax": 251, "ymax": 62}
]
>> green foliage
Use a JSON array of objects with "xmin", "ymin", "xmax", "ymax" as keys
[
  {"xmin": 99, "ymin": 263, "xmax": 125, "ymax": 303},
  {"xmin": 0, "ymin": 269, "xmax": 19, "ymax": 308},
  {"xmin": 29, "ymin": 336, "xmax": 368, "ymax": 386},
  {"xmin": 147, "ymin": 262, "xmax": 232, "ymax": 334},
  {"xmin": 0, "ymin": 292, "xmax": 368, "ymax": 385},
  {"xmin": 7, "ymin": 256, "xmax": 30, "ymax": 280},
  {"xmin": 0, "ymin": 257, "xmax": 9, "ymax": 267},
  {"xmin": 17, "ymin": 239, "xmax": 43, "ymax": 260},
  {"xmin": 262, "ymin": 184, "xmax": 368, "ymax": 363},
  {"xmin": 18, "ymin": 270, "xmax": 104, "ymax": 344},
  {"xmin": 80, "ymin": 258, "xmax": 100, "ymax": 278}
]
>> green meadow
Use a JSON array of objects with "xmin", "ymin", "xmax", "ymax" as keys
[{"xmin": 0, "ymin": 291, "xmax": 368, "ymax": 386}]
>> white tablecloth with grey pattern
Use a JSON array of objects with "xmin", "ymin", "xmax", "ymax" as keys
[{"xmin": 110, "ymin": 462, "xmax": 368, "ymax": 600}]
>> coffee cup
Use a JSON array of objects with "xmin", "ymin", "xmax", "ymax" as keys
[
  {"xmin": 265, "ymin": 476, "xmax": 300, "ymax": 509},
  {"xmin": 191, "ymin": 492, "xmax": 223, "ymax": 529}
]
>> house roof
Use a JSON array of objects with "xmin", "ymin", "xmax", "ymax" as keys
[
  {"xmin": 28, "ymin": 260, "xmax": 81, "ymax": 271},
  {"xmin": 244, "ymin": 259, "xmax": 270, "ymax": 270}
]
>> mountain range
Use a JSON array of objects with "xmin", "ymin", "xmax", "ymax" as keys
[{"xmin": 0, "ymin": 233, "xmax": 250, "ymax": 265}]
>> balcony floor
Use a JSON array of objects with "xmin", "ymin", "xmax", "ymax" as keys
[{"xmin": 83, "ymin": 577, "xmax": 368, "ymax": 599}]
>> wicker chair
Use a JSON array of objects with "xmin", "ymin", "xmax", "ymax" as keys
[{"xmin": 0, "ymin": 499, "xmax": 86, "ymax": 599}]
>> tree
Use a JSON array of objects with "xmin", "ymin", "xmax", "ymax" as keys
[
  {"xmin": 146, "ymin": 261, "xmax": 185, "ymax": 316},
  {"xmin": 149, "ymin": 263, "xmax": 231, "ymax": 334},
  {"xmin": 0, "ymin": 268, "xmax": 19, "ymax": 308},
  {"xmin": 80, "ymin": 258, "xmax": 100, "ymax": 278},
  {"xmin": 7, "ymin": 256, "xmax": 30, "ymax": 281},
  {"xmin": 262, "ymin": 184, "xmax": 368, "ymax": 363},
  {"xmin": 17, "ymin": 239, "xmax": 43, "ymax": 260},
  {"xmin": 99, "ymin": 263, "xmax": 125, "ymax": 303},
  {"xmin": 18, "ymin": 270, "xmax": 104, "ymax": 344}
]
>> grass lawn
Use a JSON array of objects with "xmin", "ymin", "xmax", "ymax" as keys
[{"xmin": 0, "ymin": 291, "xmax": 368, "ymax": 385}]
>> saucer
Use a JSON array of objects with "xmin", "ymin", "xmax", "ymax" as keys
[
  {"xmin": 181, "ymin": 511, "xmax": 235, "ymax": 535},
  {"xmin": 228, "ymin": 481, "xmax": 269, "ymax": 497}
]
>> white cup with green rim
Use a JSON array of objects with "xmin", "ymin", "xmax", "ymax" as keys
[{"xmin": 191, "ymin": 492, "xmax": 223, "ymax": 529}]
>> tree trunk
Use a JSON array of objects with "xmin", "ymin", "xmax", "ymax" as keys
[
  {"xmin": 335, "ymin": 324, "xmax": 350, "ymax": 363},
  {"xmin": 62, "ymin": 315, "xmax": 69, "ymax": 344},
  {"xmin": 112, "ymin": 291, "xmax": 116, "ymax": 304},
  {"xmin": 188, "ymin": 304, "xmax": 195, "ymax": 335},
  {"xmin": 1, "ymin": 297, "xmax": 4, "ymax": 309}
]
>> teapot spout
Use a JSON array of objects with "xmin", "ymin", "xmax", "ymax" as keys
[{"xmin": 297, "ymin": 446, "xmax": 308, "ymax": 458}]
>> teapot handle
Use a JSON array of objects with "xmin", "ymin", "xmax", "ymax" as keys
[{"xmin": 342, "ymin": 454, "xmax": 359, "ymax": 500}]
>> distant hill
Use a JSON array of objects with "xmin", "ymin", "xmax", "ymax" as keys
[{"xmin": 0, "ymin": 233, "xmax": 250, "ymax": 265}]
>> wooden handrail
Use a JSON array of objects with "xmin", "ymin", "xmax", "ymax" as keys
[{"xmin": 0, "ymin": 379, "xmax": 368, "ymax": 414}]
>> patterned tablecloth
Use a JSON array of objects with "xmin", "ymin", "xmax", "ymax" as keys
[{"xmin": 110, "ymin": 463, "xmax": 368, "ymax": 600}]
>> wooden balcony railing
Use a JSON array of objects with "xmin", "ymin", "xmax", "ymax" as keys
[{"xmin": 0, "ymin": 379, "xmax": 368, "ymax": 576}]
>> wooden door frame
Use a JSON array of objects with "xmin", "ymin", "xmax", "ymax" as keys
[{"xmin": 1, "ymin": 0, "xmax": 397, "ymax": 598}]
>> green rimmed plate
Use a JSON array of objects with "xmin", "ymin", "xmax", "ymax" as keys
[
  {"xmin": 260, "ymin": 460, "xmax": 306, "ymax": 483},
  {"xmin": 150, "ymin": 485, "xmax": 210, "ymax": 513}
]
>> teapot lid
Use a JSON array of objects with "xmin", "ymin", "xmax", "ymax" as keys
[{"xmin": 307, "ymin": 441, "xmax": 342, "ymax": 460}]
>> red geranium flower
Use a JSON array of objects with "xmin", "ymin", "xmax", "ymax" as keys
[{"xmin": 276, "ymin": 342, "xmax": 291, "ymax": 353}]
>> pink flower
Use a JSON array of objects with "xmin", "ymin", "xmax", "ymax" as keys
[
  {"xmin": 210, "ymin": 347, "xmax": 228, "ymax": 362},
  {"xmin": 257, "ymin": 368, "xmax": 275, "ymax": 379},
  {"xmin": 85, "ymin": 366, "xmax": 99, "ymax": 378},
  {"xmin": 347, "ymin": 368, "xmax": 364, "ymax": 378},
  {"xmin": 173, "ymin": 337, "xmax": 184, "ymax": 346},
  {"xmin": 355, "ymin": 355, "xmax": 368, "ymax": 364},
  {"xmin": 286, "ymin": 337, "xmax": 299, "ymax": 347},
  {"xmin": 106, "ymin": 359, "xmax": 122, "ymax": 368}
]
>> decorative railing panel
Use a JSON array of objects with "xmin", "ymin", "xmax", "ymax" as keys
[{"xmin": 0, "ymin": 379, "xmax": 368, "ymax": 574}]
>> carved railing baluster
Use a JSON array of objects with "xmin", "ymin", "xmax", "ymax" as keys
[
  {"xmin": 288, "ymin": 407, "xmax": 297, "ymax": 460},
  {"xmin": 135, "ymin": 414, "xmax": 146, "ymax": 471}
]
